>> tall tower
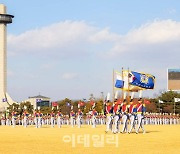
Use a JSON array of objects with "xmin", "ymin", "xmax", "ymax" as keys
[{"xmin": 0, "ymin": 4, "xmax": 14, "ymax": 110}]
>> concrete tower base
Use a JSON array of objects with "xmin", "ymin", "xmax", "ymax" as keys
[
  {"xmin": 0, "ymin": 93, "xmax": 14, "ymax": 111},
  {"xmin": 0, "ymin": 4, "xmax": 14, "ymax": 111}
]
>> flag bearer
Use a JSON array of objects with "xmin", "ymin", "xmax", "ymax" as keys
[
  {"xmin": 128, "ymin": 99, "xmax": 137, "ymax": 133},
  {"xmin": 91, "ymin": 108, "xmax": 97, "ymax": 128},
  {"xmin": 38, "ymin": 107, "xmax": 43, "ymax": 128},
  {"xmin": 11, "ymin": 110, "xmax": 17, "ymax": 127},
  {"xmin": 113, "ymin": 100, "xmax": 121, "ymax": 134},
  {"xmin": 23, "ymin": 106, "xmax": 29, "ymax": 128},
  {"xmin": 57, "ymin": 110, "xmax": 63, "ymax": 128},
  {"xmin": 50, "ymin": 109, "xmax": 55, "ymax": 128},
  {"xmin": 136, "ymin": 98, "xmax": 146, "ymax": 134},
  {"xmin": 34, "ymin": 109, "xmax": 39, "ymax": 128},
  {"xmin": 76, "ymin": 109, "xmax": 83, "ymax": 128},
  {"xmin": 120, "ymin": 99, "xmax": 128, "ymax": 133},
  {"xmin": 1, "ymin": 115, "xmax": 5, "ymax": 125},
  {"xmin": 105, "ymin": 101, "xmax": 113, "ymax": 133},
  {"xmin": 70, "ymin": 109, "xmax": 76, "ymax": 127}
]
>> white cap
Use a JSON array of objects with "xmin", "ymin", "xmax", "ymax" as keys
[
  {"xmin": 115, "ymin": 91, "xmax": 119, "ymax": 99},
  {"xmin": 107, "ymin": 92, "xmax": 110, "ymax": 101},
  {"xmin": 123, "ymin": 92, "xmax": 127, "ymax": 99},
  {"xmin": 131, "ymin": 92, "xmax": 134, "ymax": 99},
  {"xmin": 139, "ymin": 90, "xmax": 143, "ymax": 98}
]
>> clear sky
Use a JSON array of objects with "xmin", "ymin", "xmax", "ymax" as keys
[{"xmin": 1, "ymin": 0, "xmax": 180, "ymax": 102}]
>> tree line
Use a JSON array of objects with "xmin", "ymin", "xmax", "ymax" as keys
[{"xmin": 4, "ymin": 91, "xmax": 180, "ymax": 116}]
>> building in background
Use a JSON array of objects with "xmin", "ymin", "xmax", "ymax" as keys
[
  {"xmin": 24, "ymin": 95, "xmax": 51, "ymax": 109},
  {"xmin": 167, "ymin": 68, "xmax": 180, "ymax": 91}
]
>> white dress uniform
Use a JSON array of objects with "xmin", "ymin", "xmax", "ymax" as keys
[
  {"xmin": 91, "ymin": 109, "xmax": 97, "ymax": 128},
  {"xmin": 105, "ymin": 103, "xmax": 113, "ymax": 133},
  {"xmin": 1, "ymin": 116, "xmax": 5, "ymax": 125},
  {"xmin": 23, "ymin": 111, "xmax": 29, "ymax": 128},
  {"xmin": 57, "ymin": 112, "xmax": 63, "ymax": 128},
  {"xmin": 113, "ymin": 103, "xmax": 120, "ymax": 134},
  {"xmin": 70, "ymin": 111, "xmax": 76, "ymax": 127},
  {"xmin": 34, "ymin": 112, "xmax": 38, "ymax": 128},
  {"xmin": 121, "ymin": 102, "xmax": 128, "ymax": 133},
  {"xmin": 11, "ymin": 111, "xmax": 17, "ymax": 127},
  {"xmin": 50, "ymin": 112, "xmax": 55, "ymax": 128},
  {"xmin": 136, "ymin": 102, "xmax": 145, "ymax": 134},
  {"xmin": 76, "ymin": 110, "xmax": 83, "ymax": 128},
  {"xmin": 38, "ymin": 112, "xmax": 43, "ymax": 128},
  {"xmin": 128, "ymin": 103, "xmax": 136, "ymax": 133}
]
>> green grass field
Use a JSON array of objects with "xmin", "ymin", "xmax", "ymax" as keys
[{"xmin": 0, "ymin": 125, "xmax": 180, "ymax": 154}]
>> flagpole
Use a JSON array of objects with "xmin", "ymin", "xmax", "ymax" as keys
[
  {"xmin": 122, "ymin": 67, "xmax": 124, "ymax": 100},
  {"xmin": 127, "ymin": 67, "xmax": 130, "ymax": 104},
  {"xmin": 113, "ymin": 69, "xmax": 115, "ymax": 103}
]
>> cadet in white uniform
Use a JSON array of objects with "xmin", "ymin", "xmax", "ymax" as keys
[{"xmin": 136, "ymin": 98, "xmax": 146, "ymax": 134}]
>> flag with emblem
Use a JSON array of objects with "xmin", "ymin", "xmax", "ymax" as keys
[
  {"xmin": 2, "ymin": 98, "xmax": 7, "ymax": 102},
  {"xmin": 114, "ymin": 70, "xmax": 144, "ymax": 91},
  {"xmin": 130, "ymin": 71, "xmax": 155, "ymax": 89}
]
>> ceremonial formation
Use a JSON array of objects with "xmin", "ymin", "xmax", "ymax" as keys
[
  {"xmin": 104, "ymin": 98, "xmax": 180, "ymax": 134},
  {"xmin": 0, "ymin": 2, "xmax": 180, "ymax": 154},
  {"xmin": 0, "ymin": 68, "xmax": 180, "ymax": 135},
  {"xmin": 1, "ymin": 98, "xmax": 180, "ymax": 134}
]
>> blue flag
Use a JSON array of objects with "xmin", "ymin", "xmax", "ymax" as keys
[
  {"xmin": 114, "ymin": 71, "xmax": 124, "ymax": 88},
  {"xmin": 36, "ymin": 99, "xmax": 42, "ymax": 103},
  {"xmin": 66, "ymin": 102, "xmax": 70, "ymax": 106},
  {"xmin": 130, "ymin": 71, "xmax": 155, "ymax": 89},
  {"xmin": 115, "ymin": 80, "xmax": 124, "ymax": 88},
  {"xmin": 2, "ymin": 98, "xmax": 7, "ymax": 102}
]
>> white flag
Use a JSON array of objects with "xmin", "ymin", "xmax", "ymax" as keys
[
  {"xmin": 159, "ymin": 100, "xmax": 164, "ymax": 104},
  {"xmin": 174, "ymin": 98, "xmax": 180, "ymax": 102}
]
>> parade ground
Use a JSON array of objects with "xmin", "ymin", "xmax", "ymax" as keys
[{"xmin": 0, "ymin": 125, "xmax": 180, "ymax": 154}]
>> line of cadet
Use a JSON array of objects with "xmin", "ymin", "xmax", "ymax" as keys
[
  {"xmin": 104, "ymin": 98, "xmax": 180, "ymax": 134},
  {"xmin": 0, "ymin": 108, "xmax": 98, "ymax": 128},
  {"xmin": 0, "ymin": 99, "xmax": 180, "ymax": 133},
  {"xmin": 105, "ymin": 98, "xmax": 146, "ymax": 134}
]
